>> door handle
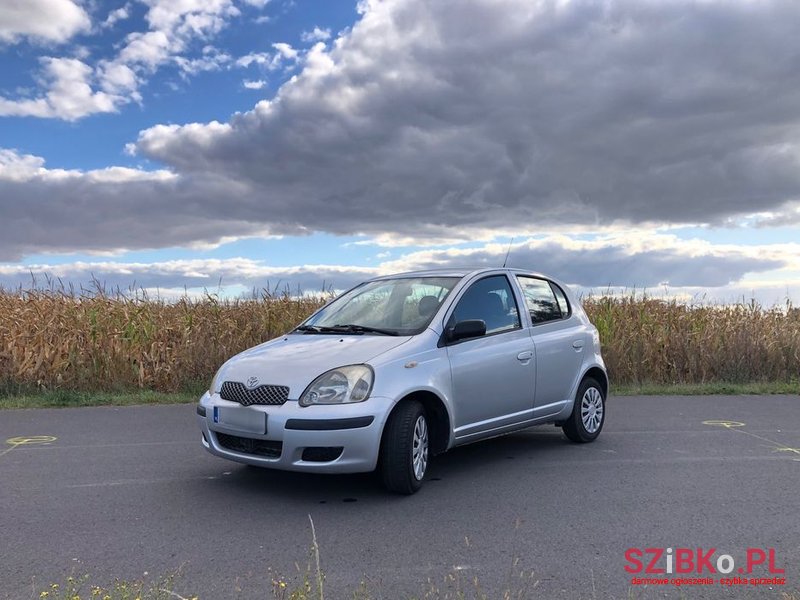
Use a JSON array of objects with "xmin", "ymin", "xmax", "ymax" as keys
[
  {"xmin": 572, "ymin": 340, "xmax": 584, "ymax": 349},
  {"xmin": 517, "ymin": 350, "xmax": 533, "ymax": 361}
]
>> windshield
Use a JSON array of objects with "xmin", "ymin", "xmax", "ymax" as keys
[{"xmin": 299, "ymin": 276, "xmax": 461, "ymax": 336}]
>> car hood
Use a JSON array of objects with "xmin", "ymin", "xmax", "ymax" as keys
[{"xmin": 216, "ymin": 333, "xmax": 412, "ymax": 398}]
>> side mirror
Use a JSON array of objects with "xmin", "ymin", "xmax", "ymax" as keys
[{"xmin": 448, "ymin": 319, "xmax": 487, "ymax": 342}]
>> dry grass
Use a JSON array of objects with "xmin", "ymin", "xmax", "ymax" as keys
[
  {"xmin": 0, "ymin": 287, "xmax": 798, "ymax": 393},
  {"xmin": 0, "ymin": 288, "xmax": 325, "ymax": 393},
  {"xmin": 584, "ymin": 295, "xmax": 800, "ymax": 386}
]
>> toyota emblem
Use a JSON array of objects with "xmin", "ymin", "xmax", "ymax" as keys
[{"xmin": 246, "ymin": 376, "xmax": 260, "ymax": 388}]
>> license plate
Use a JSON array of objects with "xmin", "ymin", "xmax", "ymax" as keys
[{"xmin": 213, "ymin": 406, "xmax": 267, "ymax": 434}]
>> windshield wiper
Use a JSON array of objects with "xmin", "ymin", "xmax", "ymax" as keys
[
  {"xmin": 293, "ymin": 325, "xmax": 327, "ymax": 333},
  {"xmin": 293, "ymin": 324, "xmax": 366, "ymax": 334},
  {"xmin": 294, "ymin": 323, "xmax": 400, "ymax": 336},
  {"xmin": 331, "ymin": 324, "xmax": 400, "ymax": 336}
]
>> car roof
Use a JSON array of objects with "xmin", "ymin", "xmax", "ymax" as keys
[{"xmin": 368, "ymin": 267, "xmax": 553, "ymax": 281}]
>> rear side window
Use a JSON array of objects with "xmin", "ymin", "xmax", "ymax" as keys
[
  {"xmin": 550, "ymin": 282, "xmax": 571, "ymax": 318},
  {"xmin": 516, "ymin": 276, "xmax": 569, "ymax": 325},
  {"xmin": 449, "ymin": 275, "xmax": 521, "ymax": 334}
]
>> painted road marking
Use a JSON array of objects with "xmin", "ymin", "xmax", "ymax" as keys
[
  {"xmin": 703, "ymin": 420, "xmax": 800, "ymax": 461},
  {"xmin": 0, "ymin": 435, "xmax": 57, "ymax": 458},
  {"xmin": 701, "ymin": 420, "xmax": 745, "ymax": 428},
  {"xmin": 773, "ymin": 447, "xmax": 800, "ymax": 455}
]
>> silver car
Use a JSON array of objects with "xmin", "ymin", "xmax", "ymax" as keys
[{"xmin": 197, "ymin": 268, "xmax": 608, "ymax": 493}]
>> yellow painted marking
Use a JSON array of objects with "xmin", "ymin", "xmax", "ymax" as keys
[
  {"xmin": 703, "ymin": 420, "xmax": 799, "ymax": 462},
  {"xmin": 0, "ymin": 435, "xmax": 57, "ymax": 458},
  {"xmin": 6, "ymin": 436, "xmax": 57, "ymax": 445},
  {"xmin": 702, "ymin": 420, "xmax": 745, "ymax": 428},
  {"xmin": 773, "ymin": 447, "xmax": 800, "ymax": 456}
]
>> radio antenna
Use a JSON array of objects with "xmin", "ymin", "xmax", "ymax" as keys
[{"xmin": 502, "ymin": 237, "xmax": 515, "ymax": 268}]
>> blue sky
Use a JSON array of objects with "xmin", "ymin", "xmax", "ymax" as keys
[
  {"xmin": 1, "ymin": 0, "xmax": 800, "ymax": 304},
  {"xmin": 3, "ymin": 1, "xmax": 358, "ymax": 169}
]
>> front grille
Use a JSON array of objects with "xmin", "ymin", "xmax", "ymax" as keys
[
  {"xmin": 216, "ymin": 432, "xmax": 282, "ymax": 458},
  {"xmin": 220, "ymin": 381, "xmax": 290, "ymax": 406}
]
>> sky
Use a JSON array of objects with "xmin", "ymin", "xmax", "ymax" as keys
[{"xmin": 1, "ymin": 0, "xmax": 800, "ymax": 304}]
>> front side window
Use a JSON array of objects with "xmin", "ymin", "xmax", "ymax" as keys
[
  {"xmin": 448, "ymin": 275, "xmax": 521, "ymax": 335},
  {"xmin": 517, "ymin": 276, "xmax": 566, "ymax": 324},
  {"xmin": 303, "ymin": 277, "xmax": 460, "ymax": 335}
]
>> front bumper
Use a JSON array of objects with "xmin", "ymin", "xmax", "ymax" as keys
[{"xmin": 197, "ymin": 391, "xmax": 392, "ymax": 473}]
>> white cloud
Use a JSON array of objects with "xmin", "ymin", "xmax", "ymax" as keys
[
  {"xmin": 99, "ymin": 0, "xmax": 250, "ymax": 94},
  {"xmin": 143, "ymin": 0, "xmax": 239, "ymax": 36},
  {"xmin": 231, "ymin": 46, "xmax": 298, "ymax": 74},
  {"xmin": 0, "ymin": 0, "xmax": 90, "ymax": 44},
  {"xmin": 98, "ymin": 62, "xmax": 138, "ymax": 95},
  {"xmin": 174, "ymin": 47, "xmax": 232, "ymax": 75},
  {"xmin": 381, "ymin": 234, "xmax": 797, "ymax": 288},
  {"xmin": 0, "ymin": 259, "xmax": 374, "ymax": 296},
  {"xmin": 235, "ymin": 52, "xmax": 272, "ymax": 68},
  {"xmin": 1, "ymin": 0, "xmax": 263, "ymax": 120},
  {"xmin": 243, "ymin": 79, "xmax": 267, "ymax": 90},
  {"xmin": 234, "ymin": 44, "xmax": 298, "ymax": 73},
  {"xmin": 116, "ymin": 30, "xmax": 170, "ymax": 69},
  {"xmin": 301, "ymin": 26, "xmax": 331, "ymax": 43},
  {"xmin": 71, "ymin": 45, "xmax": 91, "ymax": 60},
  {"xmin": 111, "ymin": 0, "xmax": 240, "ymax": 74},
  {"xmin": 136, "ymin": 121, "xmax": 233, "ymax": 154},
  {"xmin": 0, "ymin": 149, "xmax": 46, "ymax": 181},
  {"xmin": 1, "ymin": 234, "xmax": 797, "ymax": 303},
  {"xmin": 0, "ymin": 58, "xmax": 121, "ymax": 120},
  {"xmin": 0, "ymin": 148, "xmax": 175, "ymax": 183},
  {"xmin": 263, "ymin": 42, "xmax": 299, "ymax": 71},
  {"xmin": 271, "ymin": 42, "xmax": 297, "ymax": 59},
  {"xmin": 102, "ymin": 4, "xmax": 131, "ymax": 28}
]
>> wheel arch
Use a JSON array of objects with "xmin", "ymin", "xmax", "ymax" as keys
[
  {"xmin": 383, "ymin": 390, "xmax": 452, "ymax": 456},
  {"xmin": 582, "ymin": 366, "xmax": 609, "ymax": 398}
]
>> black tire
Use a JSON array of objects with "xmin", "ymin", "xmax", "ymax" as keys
[
  {"xmin": 380, "ymin": 401, "xmax": 428, "ymax": 494},
  {"xmin": 562, "ymin": 377, "xmax": 605, "ymax": 443}
]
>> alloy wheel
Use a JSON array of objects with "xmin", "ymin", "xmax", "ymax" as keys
[{"xmin": 581, "ymin": 387, "xmax": 604, "ymax": 434}]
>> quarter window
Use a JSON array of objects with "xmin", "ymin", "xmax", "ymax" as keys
[
  {"xmin": 550, "ymin": 282, "xmax": 571, "ymax": 318},
  {"xmin": 449, "ymin": 275, "xmax": 521, "ymax": 335},
  {"xmin": 517, "ymin": 276, "xmax": 567, "ymax": 324}
]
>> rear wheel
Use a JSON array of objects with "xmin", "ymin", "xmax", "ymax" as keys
[
  {"xmin": 380, "ymin": 401, "xmax": 428, "ymax": 494},
  {"xmin": 562, "ymin": 377, "xmax": 605, "ymax": 443}
]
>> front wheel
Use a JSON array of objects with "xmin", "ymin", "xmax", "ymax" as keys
[
  {"xmin": 380, "ymin": 401, "xmax": 428, "ymax": 494},
  {"xmin": 562, "ymin": 377, "xmax": 605, "ymax": 443}
]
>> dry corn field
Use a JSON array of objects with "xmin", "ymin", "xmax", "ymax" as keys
[{"xmin": 0, "ymin": 289, "xmax": 798, "ymax": 393}]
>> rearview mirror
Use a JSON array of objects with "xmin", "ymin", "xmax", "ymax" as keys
[{"xmin": 448, "ymin": 319, "xmax": 487, "ymax": 342}]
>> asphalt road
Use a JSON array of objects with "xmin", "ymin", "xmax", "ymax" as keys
[{"xmin": 1, "ymin": 395, "xmax": 799, "ymax": 599}]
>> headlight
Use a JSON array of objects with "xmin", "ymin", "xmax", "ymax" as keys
[{"xmin": 299, "ymin": 365, "xmax": 374, "ymax": 407}]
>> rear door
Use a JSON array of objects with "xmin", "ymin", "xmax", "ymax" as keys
[
  {"xmin": 445, "ymin": 274, "xmax": 536, "ymax": 440},
  {"xmin": 515, "ymin": 276, "xmax": 585, "ymax": 416}
]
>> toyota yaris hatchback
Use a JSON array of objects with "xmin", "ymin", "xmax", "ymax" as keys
[{"xmin": 197, "ymin": 268, "xmax": 608, "ymax": 493}]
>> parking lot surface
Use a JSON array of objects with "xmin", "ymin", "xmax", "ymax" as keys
[{"xmin": 1, "ymin": 394, "xmax": 798, "ymax": 599}]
